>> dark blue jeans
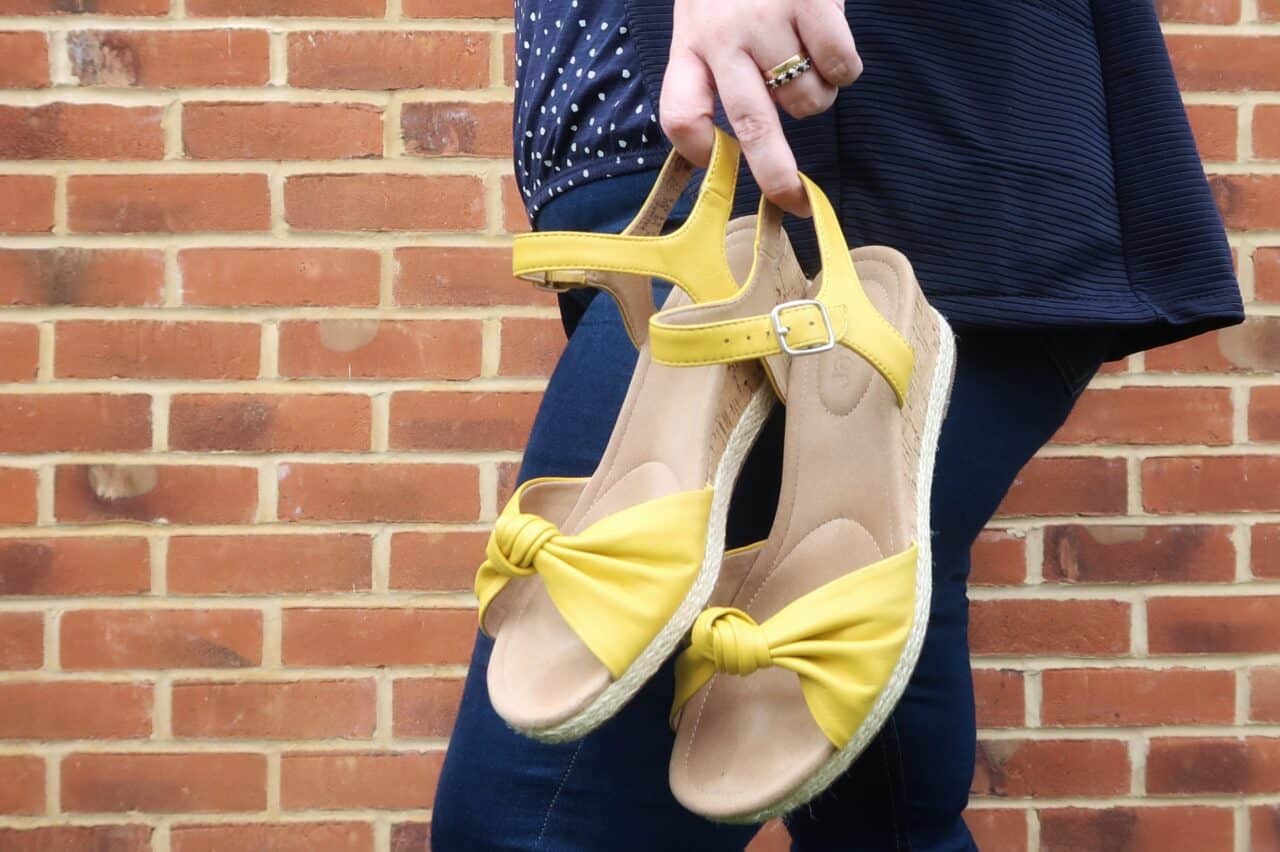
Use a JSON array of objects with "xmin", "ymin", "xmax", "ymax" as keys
[{"xmin": 433, "ymin": 172, "xmax": 1108, "ymax": 851}]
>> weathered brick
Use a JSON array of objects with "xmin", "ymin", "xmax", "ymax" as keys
[
  {"xmin": 168, "ymin": 533, "xmax": 371, "ymax": 594},
  {"xmin": 0, "ymin": 537, "xmax": 150, "ymax": 596},
  {"xmin": 68, "ymin": 29, "xmax": 269, "ymax": 87},
  {"xmin": 0, "ymin": 248, "xmax": 164, "ymax": 306},
  {"xmin": 62, "ymin": 752, "xmax": 266, "ymax": 812},
  {"xmin": 183, "ymin": 102, "xmax": 382, "ymax": 160},
  {"xmin": 1043, "ymin": 524, "xmax": 1235, "ymax": 583},
  {"xmin": 61, "ymin": 608, "xmax": 262, "ymax": 669},
  {"xmin": 282, "ymin": 608, "xmax": 474, "ymax": 666}
]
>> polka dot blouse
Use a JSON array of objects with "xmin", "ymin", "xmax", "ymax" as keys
[{"xmin": 513, "ymin": 0, "xmax": 668, "ymax": 218}]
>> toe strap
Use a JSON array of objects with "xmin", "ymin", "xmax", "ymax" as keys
[
  {"xmin": 671, "ymin": 544, "xmax": 918, "ymax": 749},
  {"xmin": 477, "ymin": 480, "xmax": 715, "ymax": 679}
]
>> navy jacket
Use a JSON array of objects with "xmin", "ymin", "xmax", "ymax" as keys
[{"xmin": 623, "ymin": 0, "xmax": 1244, "ymax": 358}]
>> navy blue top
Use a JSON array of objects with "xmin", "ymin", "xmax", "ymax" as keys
[
  {"xmin": 516, "ymin": 0, "xmax": 1244, "ymax": 359},
  {"xmin": 512, "ymin": 0, "xmax": 666, "ymax": 216}
]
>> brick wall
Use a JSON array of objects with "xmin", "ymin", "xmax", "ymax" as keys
[{"xmin": 0, "ymin": 1, "xmax": 1274, "ymax": 850}]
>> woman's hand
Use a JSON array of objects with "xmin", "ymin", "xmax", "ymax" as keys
[{"xmin": 660, "ymin": 0, "xmax": 861, "ymax": 216}]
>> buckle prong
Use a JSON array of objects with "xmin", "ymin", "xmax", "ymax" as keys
[
  {"xmin": 528, "ymin": 270, "xmax": 589, "ymax": 293},
  {"xmin": 770, "ymin": 299, "xmax": 836, "ymax": 356}
]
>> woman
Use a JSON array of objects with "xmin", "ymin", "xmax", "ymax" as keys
[{"xmin": 434, "ymin": 0, "xmax": 1243, "ymax": 849}]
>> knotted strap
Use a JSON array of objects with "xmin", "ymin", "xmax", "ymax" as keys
[
  {"xmin": 670, "ymin": 544, "xmax": 918, "ymax": 748},
  {"xmin": 477, "ymin": 479, "xmax": 715, "ymax": 679},
  {"xmin": 648, "ymin": 173, "xmax": 914, "ymax": 405}
]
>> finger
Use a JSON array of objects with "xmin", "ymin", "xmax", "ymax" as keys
[
  {"xmin": 751, "ymin": 30, "xmax": 838, "ymax": 120},
  {"xmin": 795, "ymin": 0, "xmax": 863, "ymax": 87},
  {"xmin": 659, "ymin": 42, "xmax": 717, "ymax": 167},
  {"xmin": 709, "ymin": 49, "xmax": 810, "ymax": 217}
]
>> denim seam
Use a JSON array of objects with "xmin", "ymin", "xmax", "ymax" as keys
[
  {"xmin": 889, "ymin": 718, "xmax": 913, "ymax": 852},
  {"xmin": 534, "ymin": 740, "xmax": 584, "ymax": 850}
]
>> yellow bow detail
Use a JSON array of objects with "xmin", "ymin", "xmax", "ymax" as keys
[
  {"xmin": 476, "ymin": 479, "xmax": 716, "ymax": 679},
  {"xmin": 671, "ymin": 544, "xmax": 919, "ymax": 749}
]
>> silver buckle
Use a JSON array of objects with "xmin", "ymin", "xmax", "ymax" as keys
[{"xmin": 770, "ymin": 299, "xmax": 836, "ymax": 356}]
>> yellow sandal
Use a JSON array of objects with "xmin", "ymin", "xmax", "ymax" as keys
[
  {"xmin": 476, "ymin": 129, "xmax": 809, "ymax": 742},
  {"xmin": 662, "ymin": 176, "xmax": 956, "ymax": 821}
]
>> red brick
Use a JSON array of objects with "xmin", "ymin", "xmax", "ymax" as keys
[
  {"xmin": 1042, "ymin": 668, "xmax": 1234, "ymax": 727},
  {"xmin": 0, "ymin": 468, "xmax": 38, "ymax": 525},
  {"xmin": 172, "ymin": 823, "xmax": 373, "ymax": 852},
  {"xmin": 1040, "ymin": 806, "xmax": 1233, "ymax": 852},
  {"xmin": 1148, "ymin": 737, "xmax": 1280, "ymax": 794},
  {"xmin": 0, "ymin": 394, "xmax": 150, "ymax": 452},
  {"xmin": 170, "ymin": 393, "xmax": 370, "ymax": 452},
  {"xmin": 403, "ymin": 0, "xmax": 508, "ymax": 15},
  {"xmin": 0, "ymin": 324, "xmax": 38, "ymax": 381},
  {"xmin": 1043, "ymin": 524, "xmax": 1235, "ymax": 583},
  {"xmin": 283, "ymin": 608, "xmax": 474, "ymax": 666},
  {"xmin": 1143, "ymin": 456, "xmax": 1280, "ymax": 513},
  {"xmin": 502, "ymin": 173, "xmax": 530, "ymax": 233},
  {"xmin": 0, "ymin": 756, "xmax": 44, "ymax": 814},
  {"xmin": 970, "ymin": 599, "xmax": 1130, "ymax": 656},
  {"xmin": 392, "ymin": 823, "xmax": 432, "ymax": 852},
  {"xmin": 390, "ymin": 391, "xmax": 541, "ymax": 451},
  {"xmin": 62, "ymin": 752, "xmax": 266, "ymax": 812},
  {"xmin": 1256, "ymin": 106, "xmax": 1280, "ymax": 159},
  {"xmin": 1150, "ymin": 595, "xmax": 1280, "ymax": 653},
  {"xmin": 0, "ymin": 175, "xmax": 54, "ymax": 233},
  {"xmin": 55, "ymin": 464, "xmax": 258, "ymax": 525},
  {"xmin": 1258, "ymin": 248, "xmax": 1280, "ymax": 302},
  {"xmin": 394, "ymin": 246, "xmax": 552, "ymax": 307},
  {"xmin": 184, "ymin": 101, "xmax": 382, "ymax": 160},
  {"xmin": 69, "ymin": 174, "xmax": 270, "ymax": 233},
  {"xmin": 148, "ymin": 569, "xmax": 290, "ymax": 628},
  {"xmin": 965, "ymin": 811, "xmax": 1026, "ymax": 852},
  {"xmin": 169, "ymin": 533, "xmax": 371, "ymax": 595},
  {"xmin": 1251, "ymin": 386, "xmax": 1280, "ymax": 442},
  {"xmin": 277, "ymin": 463, "xmax": 479, "ymax": 523},
  {"xmin": 0, "ymin": 681, "xmax": 152, "ymax": 738},
  {"xmin": 498, "ymin": 317, "xmax": 566, "ymax": 377},
  {"xmin": 995, "ymin": 457, "xmax": 1128, "ymax": 517},
  {"xmin": 0, "ymin": 537, "xmax": 150, "ymax": 596},
  {"xmin": 1264, "ymin": 0, "xmax": 1280, "ymax": 21},
  {"xmin": 55, "ymin": 320, "xmax": 259, "ymax": 380},
  {"xmin": 0, "ymin": 33, "xmax": 49, "ymax": 89},
  {"xmin": 971, "ymin": 739, "xmax": 1129, "ymax": 798},
  {"xmin": 278, "ymin": 319, "xmax": 480, "ymax": 380},
  {"xmin": 1211, "ymin": 174, "xmax": 1280, "ymax": 229},
  {"xmin": 0, "ymin": 826, "xmax": 152, "ymax": 852},
  {"xmin": 0, "ymin": 103, "xmax": 162, "ymax": 160},
  {"xmin": 1253, "ymin": 804, "xmax": 1280, "ymax": 850},
  {"xmin": 502, "ymin": 32, "xmax": 515, "ymax": 87},
  {"xmin": 1185, "ymin": 105, "xmax": 1237, "ymax": 161},
  {"xmin": 1256, "ymin": 525, "xmax": 1280, "ymax": 578},
  {"xmin": 181, "ymin": 247, "xmax": 379, "ymax": 307},
  {"xmin": 1146, "ymin": 318, "xmax": 1280, "ymax": 373},
  {"xmin": 969, "ymin": 530, "xmax": 1026, "ymax": 586},
  {"xmin": 287, "ymin": 31, "xmax": 487, "ymax": 90},
  {"xmin": 285, "ymin": 174, "xmax": 484, "ymax": 232},
  {"xmin": 172, "ymin": 679, "xmax": 375, "ymax": 739},
  {"xmin": 1249, "ymin": 667, "xmax": 1280, "ymax": 721},
  {"xmin": 393, "ymin": 677, "xmax": 464, "ymax": 737},
  {"xmin": 401, "ymin": 101, "xmax": 512, "ymax": 157},
  {"xmin": 0, "ymin": 612, "xmax": 43, "ymax": 670},
  {"xmin": 0, "ymin": 249, "xmax": 164, "ymax": 306},
  {"xmin": 1167, "ymin": 35, "xmax": 1280, "ymax": 91},
  {"xmin": 189, "ymin": 0, "xmax": 379, "ymax": 14},
  {"xmin": 389, "ymin": 530, "xmax": 485, "ymax": 591},
  {"xmin": 0, "ymin": 0, "xmax": 166, "ymax": 12},
  {"xmin": 68, "ymin": 30, "xmax": 269, "ymax": 87},
  {"xmin": 1156, "ymin": 0, "xmax": 1239, "ymax": 23},
  {"xmin": 61, "ymin": 608, "xmax": 262, "ymax": 669},
  {"xmin": 281, "ymin": 751, "xmax": 442, "ymax": 810},
  {"xmin": 745, "ymin": 821, "xmax": 790, "ymax": 852},
  {"xmin": 1052, "ymin": 387, "xmax": 1232, "ymax": 446},
  {"xmin": 974, "ymin": 669, "xmax": 1024, "ymax": 728}
]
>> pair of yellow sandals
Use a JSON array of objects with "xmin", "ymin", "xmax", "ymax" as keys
[{"xmin": 476, "ymin": 129, "xmax": 956, "ymax": 823}]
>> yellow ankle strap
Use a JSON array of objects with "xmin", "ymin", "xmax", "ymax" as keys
[
  {"xmin": 648, "ymin": 174, "xmax": 914, "ymax": 406},
  {"xmin": 511, "ymin": 129, "xmax": 743, "ymax": 347}
]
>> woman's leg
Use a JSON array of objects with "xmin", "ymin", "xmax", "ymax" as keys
[
  {"xmin": 784, "ymin": 329, "xmax": 1111, "ymax": 852},
  {"xmin": 431, "ymin": 176, "xmax": 758, "ymax": 852}
]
